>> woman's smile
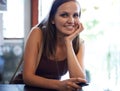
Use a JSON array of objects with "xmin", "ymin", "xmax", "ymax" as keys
[{"xmin": 64, "ymin": 25, "xmax": 75, "ymax": 30}]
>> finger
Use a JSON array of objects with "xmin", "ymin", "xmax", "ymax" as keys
[
  {"xmin": 67, "ymin": 85, "xmax": 74, "ymax": 91},
  {"xmin": 67, "ymin": 85, "xmax": 77, "ymax": 91},
  {"xmin": 72, "ymin": 82, "xmax": 82, "ymax": 89},
  {"xmin": 79, "ymin": 23, "xmax": 84, "ymax": 30},
  {"xmin": 70, "ymin": 78, "xmax": 86, "ymax": 83},
  {"xmin": 69, "ymin": 78, "xmax": 78, "ymax": 82},
  {"xmin": 67, "ymin": 82, "xmax": 81, "ymax": 90},
  {"xmin": 75, "ymin": 23, "xmax": 79, "ymax": 30},
  {"xmin": 78, "ymin": 23, "xmax": 84, "ymax": 32},
  {"xmin": 77, "ymin": 78, "xmax": 87, "ymax": 83}
]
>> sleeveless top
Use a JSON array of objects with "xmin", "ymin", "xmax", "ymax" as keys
[{"xmin": 35, "ymin": 54, "xmax": 68, "ymax": 80}]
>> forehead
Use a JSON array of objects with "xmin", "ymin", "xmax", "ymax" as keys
[{"xmin": 57, "ymin": 1, "xmax": 80, "ymax": 13}]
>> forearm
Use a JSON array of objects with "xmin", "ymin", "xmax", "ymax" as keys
[
  {"xmin": 66, "ymin": 42, "xmax": 85, "ymax": 79},
  {"xmin": 23, "ymin": 74, "xmax": 60, "ymax": 90}
]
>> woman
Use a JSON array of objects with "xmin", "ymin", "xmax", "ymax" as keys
[{"xmin": 23, "ymin": 0, "xmax": 87, "ymax": 91}]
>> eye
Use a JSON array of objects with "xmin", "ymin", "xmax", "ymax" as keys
[
  {"xmin": 73, "ymin": 13, "xmax": 79, "ymax": 18},
  {"xmin": 60, "ymin": 13, "xmax": 68, "ymax": 18}
]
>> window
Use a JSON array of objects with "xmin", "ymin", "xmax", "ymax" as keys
[
  {"xmin": 0, "ymin": 0, "xmax": 24, "ymax": 83},
  {"xmin": 80, "ymin": 0, "xmax": 120, "ymax": 90},
  {"xmin": 38, "ymin": 0, "xmax": 53, "ymax": 22},
  {"xmin": 1, "ymin": 0, "xmax": 24, "ymax": 38}
]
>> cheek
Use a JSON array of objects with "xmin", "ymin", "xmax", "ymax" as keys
[
  {"xmin": 54, "ymin": 15, "xmax": 66, "ymax": 28},
  {"xmin": 54, "ymin": 19, "xmax": 64, "ymax": 29},
  {"xmin": 55, "ymin": 23, "xmax": 63, "ymax": 33},
  {"xmin": 75, "ymin": 18, "xmax": 80, "ymax": 23}
]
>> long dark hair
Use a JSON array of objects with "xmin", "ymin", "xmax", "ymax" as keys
[{"xmin": 38, "ymin": 0, "xmax": 81, "ymax": 58}]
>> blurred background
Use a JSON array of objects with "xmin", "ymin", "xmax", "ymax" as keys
[{"xmin": 0, "ymin": 0, "xmax": 120, "ymax": 91}]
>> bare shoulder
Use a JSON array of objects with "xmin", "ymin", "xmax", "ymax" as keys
[
  {"xmin": 29, "ymin": 27, "xmax": 42, "ymax": 38},
  {"xmin": 25, "ymin": 27, "xmax": 43, "ymax": 48},
  {"xmin": 27, "ymin": 27, "xmax": 42, "ymax": 40}
]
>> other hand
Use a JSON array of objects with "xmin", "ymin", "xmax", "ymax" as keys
[
  {"xmin": 64, "ymin": 22, "xmax": 84, "ymax": 42},
  {"xmin": 58, "ymin": 77, "xmax": 86, "ymax": 91}
]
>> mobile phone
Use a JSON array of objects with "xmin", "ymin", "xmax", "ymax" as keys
[{"xmin": 76, "ymin": 82, "xmax": 89, "ymax": 87}]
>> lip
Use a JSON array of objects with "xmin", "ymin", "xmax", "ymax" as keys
[{"xmin": 65, "ymin": 25, "xmax": 75, "ymax": 30}]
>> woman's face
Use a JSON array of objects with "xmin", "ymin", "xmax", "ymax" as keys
[{"xmin": 52, "ymin": 1, "xmax": 80, "ymax": 36}]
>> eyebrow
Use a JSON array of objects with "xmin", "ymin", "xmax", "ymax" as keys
[{"xmin": 59, "ymin": 10, "xmax": 79, "ymax": 14}]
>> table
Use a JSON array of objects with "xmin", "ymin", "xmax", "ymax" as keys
[{"xmin": 0, "ymin": 84, "xmax": 57, "ymax": 91}]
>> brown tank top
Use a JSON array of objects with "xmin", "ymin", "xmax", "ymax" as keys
[{"xmin": 35, "ymin": 55, "xmax": 68, "ymax": 80}]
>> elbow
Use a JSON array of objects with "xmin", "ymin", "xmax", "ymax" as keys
[
  {"xmin": 70, "ymin": 72, "xmax": 86, "ymax": 80},
  {"xmin": 79, "ymin": 70, "xmax": 90, "ymax": 82},
  {"xmin": 78, "ymin": 73, "xmax": 86, "ymax": 79},
  {"xmin": 23, "ymin": 73, "xmax": 33, "ymax": 85},
  {"xmin": 81, "ymin": 70, "xmax": 87, "ymax": 79},
  {"xmin": 23, "ymin": 74, "xmax": 29, "ymax": 84}
]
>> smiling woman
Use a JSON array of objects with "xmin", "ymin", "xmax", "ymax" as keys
[{"xmin": 11, "ymin": 0, "xmax": 87, "ymax": 91}]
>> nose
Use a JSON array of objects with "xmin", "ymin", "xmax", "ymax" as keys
[{"xmin": 67, "ymin": 16, "xmax": 74, "ymax": 24}]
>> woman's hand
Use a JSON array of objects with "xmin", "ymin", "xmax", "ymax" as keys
[
  {"xmin": 64, "ymin": 22, "xmax": 84, "ymax": 43},
  {"xmin": 58, "ymin": 78, "xmax": 86, "ymax": 91}
]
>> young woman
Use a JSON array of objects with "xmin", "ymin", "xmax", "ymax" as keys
[{"xmin": 23, "ymin": 0, "xmax": 87, "ymax": 91}]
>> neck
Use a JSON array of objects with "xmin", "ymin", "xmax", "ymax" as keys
[{"xmin": 57, "ymin": 32, "xmax": 65, "ymax": 46}]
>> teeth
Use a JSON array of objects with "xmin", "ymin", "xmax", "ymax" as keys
[{"xmin": 66, "ymin": 26, "xmax": 73, "ymax": 29}]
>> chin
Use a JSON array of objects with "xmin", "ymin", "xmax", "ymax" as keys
[
  {"xmin": 63, "ymin": 33, "xmax": 72, "ymax": 36},
  {"xmin": 58, "ymin": 30, "xmax": 75, "ymax": 36},
  {"xmin": 66, "ymin": 31, "xmax": 75, "ymax": 35}
]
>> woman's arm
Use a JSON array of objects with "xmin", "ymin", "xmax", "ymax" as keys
[
  {"xmin": 66, "ymin": 40, "xmax": 86, "ymax": 78},
  {"xmin": 64, "ymin": 23, "xmax": 86, "ymax": 79},
  {"xmin": 23, "ymin": 27, "xmax": 60, "ymax": 89}
]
